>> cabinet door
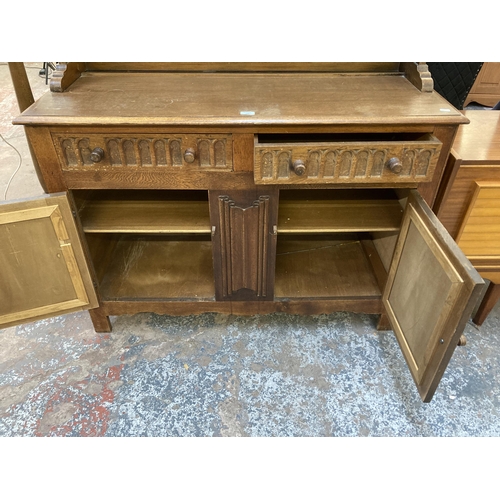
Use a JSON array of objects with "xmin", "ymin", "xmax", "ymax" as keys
[
  {"xmin": 0, "ymin": 193, "xmax": 98, "ymax": 329},
  {"xmin": 209, "ymin": 188, "xmax": 278, "ymax": 301},
  {"xmin": 383, "ymin": 190, "xmax": 484, "ymax": 402}
]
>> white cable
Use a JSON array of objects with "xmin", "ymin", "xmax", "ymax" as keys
[{"xmin": 1, "ymin": 132, "xmax": 23, "ymax": 200}]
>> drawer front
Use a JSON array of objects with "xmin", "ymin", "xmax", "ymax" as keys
[
  {"xmin": 52, "ymin": 133, "xmax": 233, "ymax": 172},
  {"xmin": 457, "ymin": 182, "xmax": 500, "ymax": 259},
  {"xmin": 254, "ymin": 134, "xmax": 442, "ymax": 184}
]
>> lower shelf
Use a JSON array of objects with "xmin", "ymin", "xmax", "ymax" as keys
[
  {"xmin": 274, "ymin": 236, "xmax": 381, "ymax": 299},
  {"xmin": 97, "ymin": 235, "xmax": 215, "ymax": 300},
  {"xmin": 90, "ymin": 234, "xmax": 384, "ymax": 304}
]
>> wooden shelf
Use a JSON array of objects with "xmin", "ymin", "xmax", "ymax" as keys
[
  {"xmin": 79, "ymin": 199, "xmax": 211, "ymax": 234},
  {"xmin": 278, "ymin": 198, "xmax": 403, "ymax": 233},
  {"xmin": 274, "ymin": 238, "xmax": 381, "ymax": 298},
  {"xmin": 99, "ymin": 236, "xmax": 215, "ymax": 300}
]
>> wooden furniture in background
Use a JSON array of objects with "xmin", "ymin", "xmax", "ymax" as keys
[
  {"xmin": 464, "ymin": 63, "xmax": 500, "ymax": 108},
  {"xmin": 2, "ymin": 62, "xmax": 485, "ymax": 402},
  {"xmin": 436, "ymin": 110, "xmax": 500, "ymax": 325}
]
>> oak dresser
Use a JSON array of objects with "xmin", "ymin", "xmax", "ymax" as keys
[{"xmin": 1, "ymin": 63, "xmax": 485, "ymax": 402}]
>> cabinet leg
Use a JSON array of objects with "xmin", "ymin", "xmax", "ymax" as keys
[
  {"xmin": 89, "ymin": 308, "xmax": 112, "ymax": 332},
  {"xmin": 377, "ymin": 312, "xmax": 392, "ymax": 331},
  {"xmin": 473, "ymin": 282, "xmax": 500, "ymax": 326}
]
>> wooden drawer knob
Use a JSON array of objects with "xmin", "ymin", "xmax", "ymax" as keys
[
  {"xmin": 184, "ymin": 148, "xmax": 196, "ymax": 163},
  {"xmin": 292, "ymin": 159, "xmax": 306, "ymax": 176},
  {"xmin": 90, "ymin": 147, "xmax": 104, "ymax": 163},
  {"xmin": 386, "ymin": 157, "xmax": 403, "ymax": 174}
]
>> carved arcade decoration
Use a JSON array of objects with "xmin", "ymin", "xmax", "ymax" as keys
[
  {"xmin": 54, "ymin": 134, "xmax": 233, "ymax": 171},
  {"xmin": 254, "ymin": 136, "xmax": 442, "ymax": 184}
]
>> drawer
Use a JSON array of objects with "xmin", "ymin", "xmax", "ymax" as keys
[
  {"xmin": 52, "ymin": 133, "xmax": 233, "ymax": 172},
  {"xmin": 254, "ymin": 133, "xmax": 442, "ymax": 184},
  {"xmin": 456, "ymin": 182, "xmax": 500, "ymax": 259}
]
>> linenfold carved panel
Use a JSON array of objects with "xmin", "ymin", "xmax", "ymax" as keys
[
  {"xmin": 53, "ymin": 133, "xmax": 233, "ymax": 171},
  {"xmin": 217, "ymin": 195, "xmax": 271, "ymax": 298}
]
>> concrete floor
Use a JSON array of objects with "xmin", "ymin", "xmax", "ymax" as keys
[{"xmin": 1, "ymin": 63, "xmax": 500, "ymax": 437}]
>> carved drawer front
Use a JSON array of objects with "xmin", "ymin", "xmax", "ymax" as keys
[
  {"xmin": 254, "ymin": 133, "xmax": 442, "ymax": 184},
  {"xmin": 53, "ymin": 133, "xmax": 233, "ymax": 171}
]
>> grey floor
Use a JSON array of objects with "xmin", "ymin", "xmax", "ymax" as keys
[{"xmin": 1, "ymin": 63, "xmax": 500, "ymax": 437}]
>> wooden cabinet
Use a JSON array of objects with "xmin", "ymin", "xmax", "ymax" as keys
[
  {"xmin": 3, "ymin": 62, "xmax": 485, "ymax": 402},
  {"xmin": 436, "ymin": 110, "xmax": 500, "ymax": 325},
  {"xmin": 464, "ymin": 63, "xmax": 500, "ymax": 108}
]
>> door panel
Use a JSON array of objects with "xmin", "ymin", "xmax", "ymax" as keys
[
  {"xmin": 0, "ymin": 193, "xmax": 98, "ymax": 329},
  {"xmin": 209, "ymin": 188, "xmax": 278, "ymax": 301},
  {"xmin": 383, "ymin": 190, "xmax": 484, "ymax": 402}
]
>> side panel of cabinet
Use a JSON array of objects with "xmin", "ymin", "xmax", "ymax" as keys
[
  {"xmin": 0, "ymin": 193, "xmax": 98, "ymax": 329},
  {"xmin": 383, "ymin": 190, "xmax": 484, "ymax": 402},
  {"xmin": 209, "ymin": 188, "xmax": 278, "ymax": 301}
]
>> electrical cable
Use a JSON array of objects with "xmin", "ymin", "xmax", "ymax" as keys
[
  {"xmin": 1, "ymin": 63, "xmax": 53, "ymax": 199},
  {"xmin": 1, "ymin": 132, "xmax": 23, "ymax": 200}
]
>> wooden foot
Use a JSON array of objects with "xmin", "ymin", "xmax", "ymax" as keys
[
  {"xmin": 377, "ymin": 312, "xmax": 392, "ymax": 331},
  {"xmin": 473, "ymin": 282, "xmax": 500, "ymax": 326},
  {"xmin": 89, "ymin": 308, "xmax": 112, "ymax": 332}
]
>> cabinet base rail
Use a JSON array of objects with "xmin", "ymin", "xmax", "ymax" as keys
[{"xmin": 91, "ymin": 298, "xmax": 385, "ymax": 332}]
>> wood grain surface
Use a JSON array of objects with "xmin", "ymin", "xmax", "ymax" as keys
[
  {"xmin": 275, "ymin": 238, "xmax": 380, "ymax": 299},
  {"xmin": 450, "ymin": 111, "xmax": 500, "ymax": 163},
  {"xmin": 0, "ymin": 194, "xmax": 98, "ymax": 329},
  {"xmin": 15, "ymin": 73, "xmax": 466, "ymax": 127},
  {"xmin": 78, "ymin": 193, "xmax": 211, "ymax": 233},
  {"xmin": 98, "ymin": 236, "xmax": 215, "ymax": 300},
  {"xmin": 278, "ymin": 198, "xmax": 403, "ymax": 233},
  {"xmin": 383, "ymin": 190, "xmax": 483, "ymax": 402},
  {"xmin": 456, "ymin": 182, "xmax": 500, "ymax": 256}
]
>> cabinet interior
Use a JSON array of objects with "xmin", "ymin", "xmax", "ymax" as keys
[
  {"xmin": 257, "ymin": 132, "xmax": 433, "ymax": 144},
  {"xmin": 277, "ymin": 188, "xmax": 403, "ymax": 233},
  {"xmin": 74, "ymin": 190, "xmax": 214, "ymax": 301},
  {"xmin": 73, "ymin": 189, "xmax": 211, "ymax": 234},
  {"xmin": 275, "ymin": 189, "xmax": 405, "ymax": 299},
  {"xmin": 74, "ymin": 188, "xmax": 406, "ymax": 302}
]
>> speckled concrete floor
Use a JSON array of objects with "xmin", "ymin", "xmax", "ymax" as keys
[
  {"xmin": 1, "ymin": 308, "xmax": 500, "ymax": 436},
  {"xmin": 1, "ymin": 64, "xmax": 500, "ymax": 437}
]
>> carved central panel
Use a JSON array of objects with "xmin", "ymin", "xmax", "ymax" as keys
[{"xmin": 217, "ymin": 195, "xmax": 271, "ymax": 299}]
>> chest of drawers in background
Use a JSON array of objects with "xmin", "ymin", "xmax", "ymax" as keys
[
  {"xmin": 464, "ymin": 63, "xmax": 500, "ymax": 108},
  {"xmin": 437, "ymin": 110, "xmax": 500, "ymax": 325}
]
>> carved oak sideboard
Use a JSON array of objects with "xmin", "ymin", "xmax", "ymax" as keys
[{"xmin": 1, "ymin": 63, "xmax": 484, "ymax": 402}]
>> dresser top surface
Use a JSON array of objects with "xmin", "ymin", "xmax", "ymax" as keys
[
  {"xmin": 15, "ymin": 72, "xmax": 467, "ymax": 128},
  {"xmin": 453, "ymin": 110, "xmax": 500, "ymax": 163}
]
